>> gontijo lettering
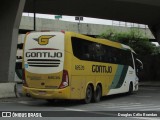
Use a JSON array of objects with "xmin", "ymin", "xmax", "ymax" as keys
[
  {"xmin": 25, "ymin": 52, "xmax": 62, "ymax": 58},
  {"xmin": 92, "ymin": 65, "xmax": 112, "ymax": 73}
]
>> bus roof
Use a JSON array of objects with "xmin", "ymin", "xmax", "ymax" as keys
[{"xmin": 26, "ymin": 31, "xmax": 136, "ymax": 53}]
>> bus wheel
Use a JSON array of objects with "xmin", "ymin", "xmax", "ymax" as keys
[
  {"xmin": 94, "ymin": 85, "xmax": 102, "ymax": 103},
  {"xmin": 128, "ymin": 82, "xmax": 133, "ymax": 94},
  {"xmin": 84, "ymin": 85, "xmax": 93, "ymax": 104}
]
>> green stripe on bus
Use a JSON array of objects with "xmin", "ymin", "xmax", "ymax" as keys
[
  {"xmin": 115, "ymin": 65, "xmax": 128, "ymax": 88},
  {"xmin": 15, "ymin": 69, "xmax": 22, "ymax": 79},
  {"xmin": 110, "ymin": 65, "xmax": 123, "ymax": 89}
]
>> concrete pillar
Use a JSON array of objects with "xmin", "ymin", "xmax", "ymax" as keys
[{"xmin": 0, "ymin": 0, "xmax": 26, "ymax": 83}]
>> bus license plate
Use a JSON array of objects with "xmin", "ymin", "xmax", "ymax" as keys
[{"xmin": 38, "ymin": 91, "xmax": 46, "ymax": 95}]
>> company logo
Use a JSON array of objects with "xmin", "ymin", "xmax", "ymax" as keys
[{"xmin": 33, "ymin": 35, "xmax": 54, "ymax": 45}]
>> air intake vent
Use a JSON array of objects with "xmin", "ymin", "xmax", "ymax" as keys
[{"xmin": 27, "ymin": 59, "xmax": 60, "ymax": 67}]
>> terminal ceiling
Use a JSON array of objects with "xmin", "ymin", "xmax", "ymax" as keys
[{"xmin": 24, "ymin": 0, "xmax": 160, "ymax": 26}]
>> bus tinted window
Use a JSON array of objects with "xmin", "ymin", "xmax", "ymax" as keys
[{"xmin": 71, "ymin": 37, "xmax": 133, "ymax": 68}]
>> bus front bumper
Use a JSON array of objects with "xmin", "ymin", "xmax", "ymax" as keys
[{"xmin": 22, "ymin": 86, "xmax": 70, "ymax": 99}]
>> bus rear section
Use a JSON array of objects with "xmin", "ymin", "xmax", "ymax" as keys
[{"xmin": 22, "ymin": 32, "xmax": 70, "ymax": 99}]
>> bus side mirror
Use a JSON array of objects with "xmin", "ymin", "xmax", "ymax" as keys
[
  {"xmin": 136, "ymin": 59, "xmax": 143, "ymax": 72},
  {"xmin": 138, "ymin": 65, "xmax": 143, "ymax": 72},
  {"xmin": 139, "ymin": 65, "xmax": 143, "ymax": 71}
]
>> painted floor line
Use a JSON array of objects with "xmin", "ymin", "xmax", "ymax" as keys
[
  {"xmin": 99, "ymin": 102, "xmax": 142, "ymax": 107},
  {"xmin": 133, "ymin": 95, "xmax": 152, "ymax": 98},
  {"xmin": 65, "ymin": 108, "xmax": 87, "ymax": 111},
  {"xmin": 65, "ymin": 108, "xmax": 117, "ymax": 117},
  {"xmin": 101, "ymin": 104, "xmax": 144, "ymax": 108},
  {"xmin": 18, "ymin": 101, "xmax": 29, "ymax": 104},
  {"xmin": 140, "ymin": 107, "xmax": 160, "ymax": 111},
  {"xmin": 121, "ymin": 105, "xmax": 160, "ymax": 110},
  {"xmin": 103, "ymin": 104, "xmax": 154, "ymax": 108}
]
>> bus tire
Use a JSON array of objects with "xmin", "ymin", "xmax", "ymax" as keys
[
  {"xmin": 93, "ymin": 84, "xmax": 102, "ymax": 103},
  {"xmin": 128, "ymin": 82, "xmax": 133, "ymax": 94},
  {"xmin": 84, "ymin": 85, "xmax": 93, "ymax": 104}
]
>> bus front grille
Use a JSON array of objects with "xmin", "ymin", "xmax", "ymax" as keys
[{"xmin": 27, "ymin": 59, "xmax": 60, "ymax": 67}]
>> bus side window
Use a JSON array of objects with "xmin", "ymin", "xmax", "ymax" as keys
[
  {"xmin": 111, "ymin": 48, "xmax": 117, "ymax": 64},
  {"xmin": 71, "ymin": 37, "xmax": 134, "ymax": 68},
  {"xmin": 82, "ymin": 45, "xmax": 90, "ymax": 60},
  {"xmin": 82, "ymin": 53, "xmax": 90, "ymax": 60}
]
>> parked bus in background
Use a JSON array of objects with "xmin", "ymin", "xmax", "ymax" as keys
[
  {"xmin": 15, "ymin": 34, "xmax": 25, "ymax": 82},
  {"xmin": 22, "ymin": 31, "xmax": 142, "ymax": 103}
]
